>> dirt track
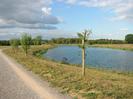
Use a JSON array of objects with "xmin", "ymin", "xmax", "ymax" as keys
[{"xmin": 0, "ymin": 49, "xmax": 71, "ymax": 99}]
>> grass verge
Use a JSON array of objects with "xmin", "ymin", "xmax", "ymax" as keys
[{"xmin": 3, "ymin": 44, "xmax": 133, "ymax": 99}]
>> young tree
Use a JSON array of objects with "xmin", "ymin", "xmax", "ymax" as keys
[
  {"xmin": 20, "ymin": 33, "xmax": 32, "ymax": 56},
  {"xmin": 33, "ymin": 35, "xmax": 42, "ymax": 45},
  {"xmin": 77, "ymin": 29, "xmax": 92, "ymax": 76},
  {"xmin": 9, "ymin": 38, "xmax": 19, "ymax": 52}
]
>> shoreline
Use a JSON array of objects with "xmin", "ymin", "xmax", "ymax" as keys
[
  {"xmin": 34, "ymin": 45, "xmax": 133, "ymax": 75},
  {"xmin": 51, "ymin": 44, "xmax": 133, "ymax": 51},
  {"xmin": 90, "ymin": 44, "xmax": 133, "ymax": 51}
]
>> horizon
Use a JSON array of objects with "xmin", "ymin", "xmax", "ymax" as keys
[
  {"xmin": 0, "ymin": 36, "xmax": 127, "ymax": 41},
  {"xmin": 0, "ymin": 0, "xmax": 133, "ymax": 40}
]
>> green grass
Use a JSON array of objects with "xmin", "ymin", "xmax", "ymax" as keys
[{"xmin": 3, "ymin": 44, "xmax": 133, "ymax": 99}]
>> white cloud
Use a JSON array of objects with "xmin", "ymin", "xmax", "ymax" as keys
[
  {"xmin": 57, "ymin": 0, "xmax": 78, "ymax": 4},
  {"xmin": 66, "ymin": 0, "xmax": 78, "ymax": 4},
  {"xmin": 42, "ymin": 7, "xmax": 52, "ymax": 16},
  {"xmin": 120, "ymin": 28, "xmax": 129, "ymax": 32},
  {"xmin": 57, "ymin": 0, "xmax": 133, "ymax": 22},
  {"xmin": 79, "ymin": 0, "xmax": 120, "ymax": 7},
  {"xmin": 0, "ymin": 29, "xmax": 75, "ymax": 40},
  {"xmin": 0, "ymin": 0, "xmax": 60, "ymax": 29}
]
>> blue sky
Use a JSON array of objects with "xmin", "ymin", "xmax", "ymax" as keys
[{"xmin": 0, "ymin": 0, "xmax": 132, "ymax": 40}]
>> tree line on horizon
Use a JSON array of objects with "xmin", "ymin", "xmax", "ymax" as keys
[
  {"xmin": 0, "ymin": 35, "xmax": 42, "ymax": 46},
  {"xmin": 48, "ymin": 38, "xmax": 126, "ymax": 44},
  {"xmin": 0, "ymin": 34, "xmax": 133, "ymax": 46}
]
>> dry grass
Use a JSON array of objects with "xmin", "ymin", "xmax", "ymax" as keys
[
  {"xmin": 0, "ymin": 46, "xmax": 9, "ymax": 49},
  {"xmin": 91, "ymin": 44, "xmax": 133, "ymax": 51},
  {"xmin": 3, "ymin": 44, "xmax": 133, "ymax": 99}
]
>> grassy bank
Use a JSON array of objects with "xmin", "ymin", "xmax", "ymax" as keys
[
  {"xmin": 51, "ymin": 44, "xmax": 133, "ymax": 51},
  {"xmin": 3, "ymin": 45, "xmax": 133, "ymax": 99},
  {"xmin": 0, "ymin": 46, "xmax": 9, "ymax": 49},
  {"xmin": 90, "ymin": 44, "xmax": 133, "ymax": 51}
]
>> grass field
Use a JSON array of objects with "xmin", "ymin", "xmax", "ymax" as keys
[
  {"xmin": 91, "ymin": 44, "xmax": 133, "ymax": 51},
  {"xmin": 3, "ymin": 45, "xmax": 133, "ymax": 99},
  {"xmin": 0, "ymin": 46, "xmax": 9, "ymax": 49}
]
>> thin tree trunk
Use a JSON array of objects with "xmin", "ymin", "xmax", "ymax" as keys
[{"xmin": 82, "ymin": 39, "xmax": 85, "ymax": 76}]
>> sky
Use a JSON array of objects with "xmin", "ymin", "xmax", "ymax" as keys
[{"xmin": 0, "ymin": 0, "xmax": 133, "ymax": 40}]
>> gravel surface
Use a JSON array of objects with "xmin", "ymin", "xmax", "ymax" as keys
[{"xmin": 0, "ymin": 50, "xmax": 71, "ymax": 99}]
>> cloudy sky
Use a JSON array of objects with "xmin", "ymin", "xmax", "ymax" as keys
[{"xmin": 0, "ymin": 0, "xmax": 133, "ymax": 40}]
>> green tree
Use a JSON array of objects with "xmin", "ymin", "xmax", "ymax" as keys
[
  {"xmin": 20, "ymin": 33, "xmax": 32, "ymax": 56},
  {"xmin": 10, "ymin": 38, "xmax": 19, "ymax": 52},
  {"xmin": 125, "ymin": 34, "xmax": 133, "ymax": 44},
  {"xmin": 77, "ymin": 29, "xmax": 92, "ymax": 76},
  {"xmin": 33, "ymin": 35, "xmax": 42, "ymax": 45}
]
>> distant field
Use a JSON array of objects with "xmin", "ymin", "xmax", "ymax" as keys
[
  {"xmin": 91, "ymin": 44, "xmax": 133, "ymax": 51},
  {"xmin": 0, "ymin": 46, "xmax": 4, "ymax": 49},
  {"xmin": 0, "ymin": 46, "xmax": 9, "ymax": 49},
  {"xmin": 3, "ymin": 45, "xmax": 133, "ymax": 99},
  {"xmin": 56, "ymin": 44, "xmax": 133, "ymax": 51}
]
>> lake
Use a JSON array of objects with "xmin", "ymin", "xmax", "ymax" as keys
[{"xmin": 43, "ymin": 46, "xmax": 133, "ymax": 72}]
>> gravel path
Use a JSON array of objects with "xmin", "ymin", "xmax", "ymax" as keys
[{"xmin": 0, "ymin": 49, "xmax": 71, "ymax": 99}]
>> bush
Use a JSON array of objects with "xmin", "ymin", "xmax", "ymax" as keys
[
  {"xmin": 9, "ymin": 38, "xmax": 19, "ymax": 52},
  {"xmin": 20, "ymin": 33, "xmax": 32, "ymax": 55},
  {"xmin": 125, "ymin": 34, "xmax": 133, "ymax": 44}
]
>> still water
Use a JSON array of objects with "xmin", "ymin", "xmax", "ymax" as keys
[{"xmin": 43, "ymin": 46, "xmax": 133, "ymax": 72}]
